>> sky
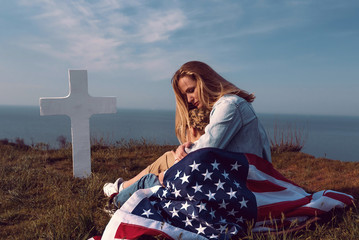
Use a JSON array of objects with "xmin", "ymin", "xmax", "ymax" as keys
[{"xmin": 0, "ymin": 0, "xmax": 358, "ymax": 116}]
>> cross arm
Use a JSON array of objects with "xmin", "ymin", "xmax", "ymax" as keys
[
  {"xmin": 88, "ymin": 96, "xmax": 117, "ymax": 115},
  {"xmin": 39, "ymin": 97, "xmax": 70, "ymax": 116}
]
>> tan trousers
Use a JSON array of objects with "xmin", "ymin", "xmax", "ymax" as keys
[{"xmin": 144, "ymin": 151, "xmax": 175, "ymax": 176}]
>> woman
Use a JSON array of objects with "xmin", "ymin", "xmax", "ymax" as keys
[
  {"xmin": 100, "ymin": 61, "xmax": 353, "ymax": 239},
  {"xmin": 104, "ymin": 60, "xmax": 270, "ymax": 196},
  {"xmin": 171, "ymin": 61, "xmax": 271, "ymax": 163}
]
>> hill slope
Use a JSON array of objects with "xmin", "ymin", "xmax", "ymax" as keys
[{"xmin": 0, "ymin": 142, "xmax": 358, "ymax": 239}]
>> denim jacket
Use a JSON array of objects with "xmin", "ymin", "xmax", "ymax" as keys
[{"xmin": 188, "ymin": 94, "xmax": 271, "ymax": 162}]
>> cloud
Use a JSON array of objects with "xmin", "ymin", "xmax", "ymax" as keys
[
  {"xmin": 15, "ymin": 0, "xmax": 305, "ymax": 74},
  {"xmin": 16, "ymin": 0, "xmax": 186, "ymax": 71},
  {"xmin": 138, "ymin": 10, "xmax": 186, "ymax": 43}
]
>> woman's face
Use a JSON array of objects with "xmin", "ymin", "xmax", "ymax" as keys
[{"xmin": 178, "ymin": 76, "xmax": 202, "ymax": 109}]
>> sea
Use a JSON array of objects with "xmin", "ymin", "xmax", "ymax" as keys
[{"xmin": 0, "ymin": 105, "xmax": 358, "ymax": 162}]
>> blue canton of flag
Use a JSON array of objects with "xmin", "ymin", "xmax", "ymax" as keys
[{"xmin": 130, "ymin": 148, "xmax": 257, "ymax": 239}]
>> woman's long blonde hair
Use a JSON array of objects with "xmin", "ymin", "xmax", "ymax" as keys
[{"xmin": 172, "ymin": 61, "xmax": 255, "ymax": 143}]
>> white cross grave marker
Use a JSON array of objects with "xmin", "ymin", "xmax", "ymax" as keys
[{"xmin": 40, "ymin": 70, "xmax": 117, "ymax": 178}]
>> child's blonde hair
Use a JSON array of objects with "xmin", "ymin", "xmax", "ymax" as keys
[{"xmin": 188, "ymin": 108, "xmax": 210, "ymax": 134}]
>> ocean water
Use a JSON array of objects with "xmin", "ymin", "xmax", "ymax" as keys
[
  {"xmin": 0, "ymin": 105, "xmax": 358, "ymax": 162},
  {"xmin": 259, "ymin": 114, "xmax": 359, "ymax": 162}
]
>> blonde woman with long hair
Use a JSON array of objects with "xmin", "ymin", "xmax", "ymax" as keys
[
  {"xmin": 104, "ymin": 60, "xmax": 270, "ymax": 198},
  {"xmin": 171, "ymin": 61, "xmax": 271, "ymax": 163}
]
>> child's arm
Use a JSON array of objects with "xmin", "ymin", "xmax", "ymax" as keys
[{"xmin": 158, "ymin": 171, "xmax": 165, "ymax": 186}]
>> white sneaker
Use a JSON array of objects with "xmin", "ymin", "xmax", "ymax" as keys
[{"xmin": 103, "ymin": 177, "xmax": 124, "ymax": 197}]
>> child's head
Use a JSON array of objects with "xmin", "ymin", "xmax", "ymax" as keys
[{"xmin": 187, "ymin": 108, "xmax": 210, "ymax": 142}]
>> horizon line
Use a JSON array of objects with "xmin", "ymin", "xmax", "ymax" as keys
[{"xmin": 0, "ymin": 104, "xmax": 358, "ymax": 118}]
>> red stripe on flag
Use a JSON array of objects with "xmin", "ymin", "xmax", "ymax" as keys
[
  {"xmin": 286, "ymin": 206, "xmax": 326, "ymax": 218},
  {"xmin": 115, "ymin": 223, "xmax": 174, "ymax": 240},
  {"xmin": 245, "ymin": 154, "xmax": 301, "ymax": 187},
  {"xmin": 323, "ymin": 191, "xmax": 354, "ymax": 206},
  {"xmin": 247, "ymin": 179, "xmax": 287, "ymax": 193},
  {"xmin": 88, "ymin": 236, "xmax": 102, "ymax": 240},
  {"xmin": 257, "ymin": 196, "xmax": 312, "ymax": 221}
]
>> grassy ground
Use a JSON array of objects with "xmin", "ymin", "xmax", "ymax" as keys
[{"xmin": 0, "ymin": 140, "xmax": 358, "ymax": 240}]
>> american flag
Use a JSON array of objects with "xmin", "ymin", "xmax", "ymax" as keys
[{"xmin": 98, "ymin": 148, "xmax": 353, "ymax": 240}]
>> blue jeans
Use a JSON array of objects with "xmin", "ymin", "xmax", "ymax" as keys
[{"xmin": 114, "ymin": 173, "xmax": 160, "ymax": 207}]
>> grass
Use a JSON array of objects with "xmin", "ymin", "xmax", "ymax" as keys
[
  {"xmin": 0, "ymin": 138, "xmax": 358, "ymax": 240},
  {"xmin": 270, "ymin": 123, "xmax": 307, "ymax": 154}
]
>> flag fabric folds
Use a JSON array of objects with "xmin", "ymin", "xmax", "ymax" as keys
[
  {"xmin": 245, "ymin": 153, "xmax": 353, "ymax": 232},
  {"xmin": 100, "ymin": 148, "xmax": 354, "ymax": 240}
]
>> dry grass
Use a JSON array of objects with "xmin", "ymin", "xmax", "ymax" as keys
[
  {"xmin": 0, "ymin": 139, "xmax": 358, "ymax": 240},
  {"xmin": 272, "ymin": 151, "xmax": 359, "ymax": 200},
  {"xmin": 0, "ymin": 139, "xmax": 175, "ymax": 239},
  {"xmin": 270, "ymin": 123, "xmax": 307, "ymax": 154}
]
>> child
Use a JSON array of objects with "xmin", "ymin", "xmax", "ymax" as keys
[{"xmin": 105, "ymin": 108, "xmax": 209, "ymax": 214}]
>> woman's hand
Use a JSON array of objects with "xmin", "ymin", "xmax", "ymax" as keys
[{"xmin": 174, "ymin": 142, "xmax": 193, "ymax": 162}]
